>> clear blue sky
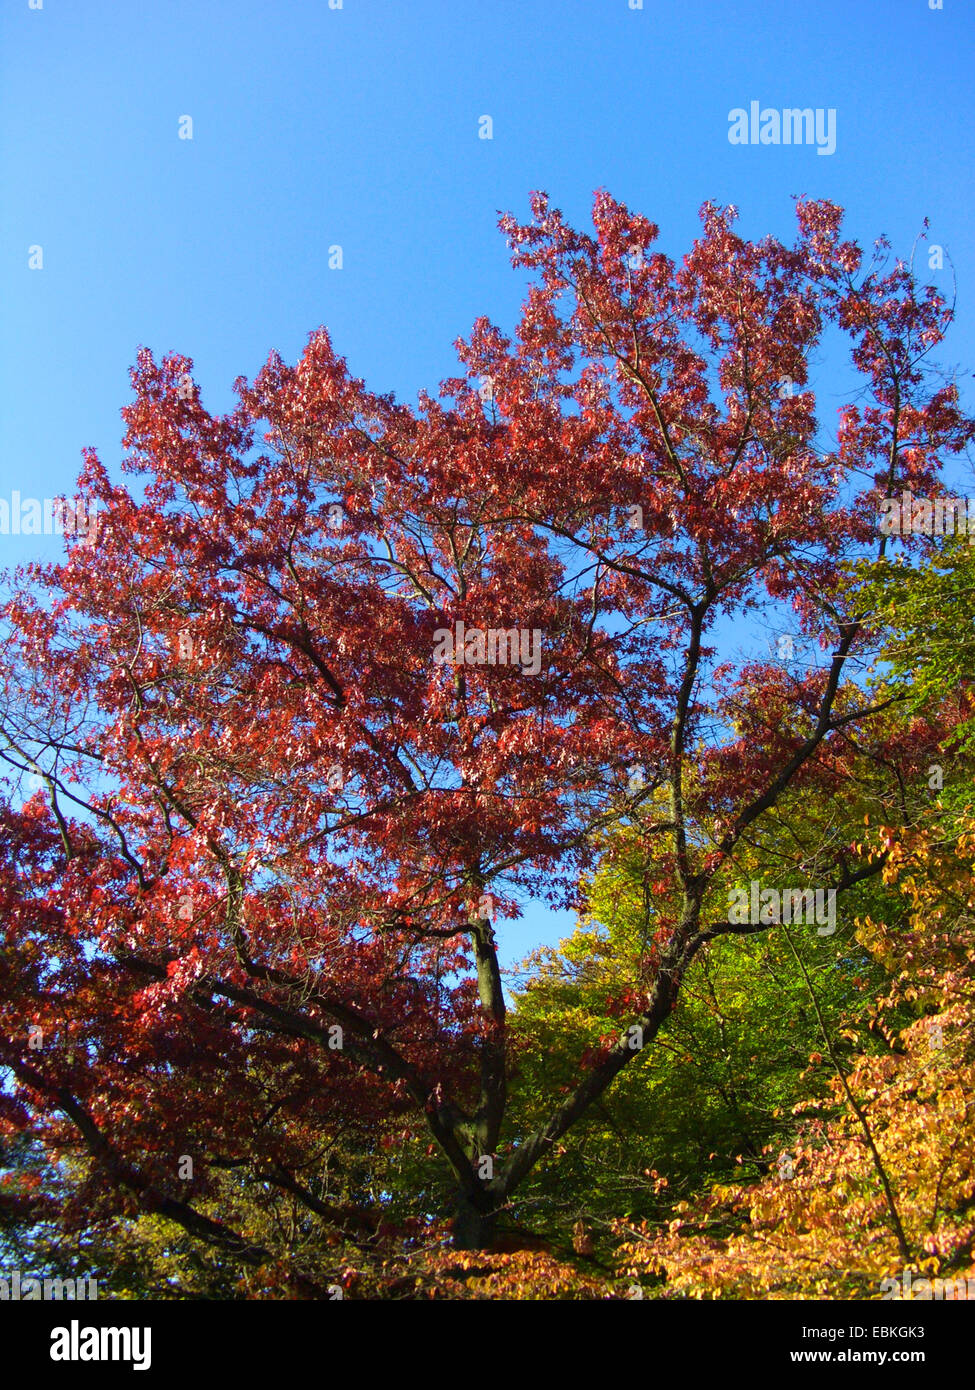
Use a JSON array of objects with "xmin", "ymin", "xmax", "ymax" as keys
[{"xmin": 2, "ymin": 0, "xmax": 973, "ymax": 965}]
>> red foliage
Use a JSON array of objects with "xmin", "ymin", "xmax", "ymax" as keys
[{"xmin": 0, "ymin": 192, "xmax": 971, "ymax": 1273}]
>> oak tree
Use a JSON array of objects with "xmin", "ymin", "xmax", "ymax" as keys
[{"xmin": 1, "ymin": 192, "xmax": 972, "ymax": 1277}]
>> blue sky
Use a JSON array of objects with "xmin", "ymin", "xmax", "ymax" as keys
[{"xmin": 2, "ymin": 0, "xmax": 974, "ymax": 965}]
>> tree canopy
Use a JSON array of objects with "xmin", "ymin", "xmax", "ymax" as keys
[{"xmin": 1, "ymin": 191, "xmax": 973, "ymax": 1297}]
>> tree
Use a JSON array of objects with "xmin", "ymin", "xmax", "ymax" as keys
[
  {"xmin": 617, "ymin": 809, "xmax": 975, "ymax": 1299},
  {"xmin": 502, "ymin": 695, "xmax": 950, "ymax": 1249},
  {"xmin": 1, "ymin": 191, "xmax": 972, "ymax": 1279},
  {"xmin": 853, "ymin": 528, "xmax": 975, "ymax": 752}
]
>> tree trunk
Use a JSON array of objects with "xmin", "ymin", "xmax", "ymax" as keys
[{"xmin": 452, "ymin": 1190, "xmax": 499, "ymax": 1250}]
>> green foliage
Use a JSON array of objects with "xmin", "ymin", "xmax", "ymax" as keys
[
  {"xmin": 506, "ymin": 828, "xmax": 900, "ymax": 1244},
  {"xmin": 853, "ymin": 531, "xmax": 975, "ymax": 750}
]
